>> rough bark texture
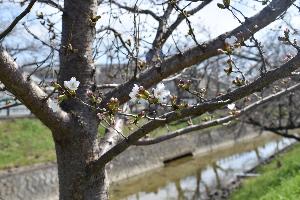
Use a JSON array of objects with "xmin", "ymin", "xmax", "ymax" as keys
[
  {"xmin": 55, "ymin": 135, "xmax": 107, "ymax": 200},
  {"xmin": 56, "ymin": 0, "xmax": 108, "ymax": 199}
]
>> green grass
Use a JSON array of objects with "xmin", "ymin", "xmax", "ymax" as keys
[
  {"xmin": 0, "ymin": 117, "xmax": 195, "ymax": 169},
  {"xmin": 230, "ymin": 143, "xmax": 300, "ymax": 200},
  {"xmin": 0, "ymin": 118, "xmax": 55, "ymax": 169},
  {"xmin": 0, "ymin": 114, "xmax": 225, "ymax": 170}
]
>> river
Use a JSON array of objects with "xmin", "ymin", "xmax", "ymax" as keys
[{"xmin": 109, "ymin": 134, "xmax": 295, "ymax": 200}]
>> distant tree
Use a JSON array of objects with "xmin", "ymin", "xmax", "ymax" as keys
[{"xmin": 0, "ymin": 0, "xmax": 299, "ymax": 199}]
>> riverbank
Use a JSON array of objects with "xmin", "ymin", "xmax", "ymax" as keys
[
  {"xmin": 109, "ymin": 134, "xmax": 294, "ymax": 200},
  {"xmin": 0, "ymin": 119, "xmax": 55, "ymax": 169},
  {"xmin": 1, "ymin": 118, "xmax": 295, "ymax": 200},
  {"xmin": 229, "ymin": 142, "xmax": 300, "ymax": 199},
  {"xmin": 0, "ymin": 117, "xmax": 222, "ymax": 170},
  {"xmin": 0, "ymin": 120, "xmax": 261, "ymax": 200}
]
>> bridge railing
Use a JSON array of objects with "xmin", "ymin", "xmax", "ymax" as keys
[{"xmin": 0, "ymin": 102, "xmax": 33, "ymax": 119}]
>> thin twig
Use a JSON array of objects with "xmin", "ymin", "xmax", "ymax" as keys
[{"xmin": 0, "ymin": 0, "xmax": 37, "ymax": 40}]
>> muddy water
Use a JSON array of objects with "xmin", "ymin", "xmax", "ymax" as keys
[{"xmin": 109, "ymin": 134, "xmax": 295, "ymax": 200}]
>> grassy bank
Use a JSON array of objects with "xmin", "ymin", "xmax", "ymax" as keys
[
  {"xmin": 0, "ymin": 119, "xmax": 55, "ymax": 170},
  {"xmin": 230, "ymin": 142, "xmax": 300, "ymax": 200},
  {"xmin": 0, "ymin": 117, "xmax": 196, "ymax": 170},
  {"xmin": 0, "ymin": 115, "xmax": 224, "ymax": 170},
  {"xmin": 1, "ymin": 117, "xmax": 192, "ymax": 170}
]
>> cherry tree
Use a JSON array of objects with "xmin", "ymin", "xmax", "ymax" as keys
[{"xmin": 0, "ymin": 0, "xmax": 300, "ymax": 199}]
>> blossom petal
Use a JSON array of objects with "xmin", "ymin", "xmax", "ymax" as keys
[
  {"xmin": 129, "ymin": 84, "xmax": 140, "ymax": 101},
  {"xmin": 227, "ymin": 103, "xmax": 236, "ymax": 110},
  {"xmin": 153, "ymin": 83, "xmax": 170, "ymax": 103},
  {"xmin": 64, "ymin": 77, "xmax": 80, "ymax": 91}
]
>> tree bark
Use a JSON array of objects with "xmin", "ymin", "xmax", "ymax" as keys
[
  {"xmin": 56, "ymin": 0, "xmax": 108, "ymax": 199},
  {"xmin": 55, "ymin": 133, "xmax": 108, "ymax": 200}
]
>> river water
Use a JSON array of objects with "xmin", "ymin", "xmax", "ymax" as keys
[{"xmin": 110, "ymin": 135, "xmax": 295, "ymax": 200}]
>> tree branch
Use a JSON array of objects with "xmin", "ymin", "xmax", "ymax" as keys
[
  {"xmin": 0, "ymin": 47, "xmax": 72, "ymax": 139},
  {"xmin": 247, "ymin": 119, "xmax": 300, "ymax": 141},
  {"xmin": 135, "ymin": 82, "xmax": 300, "ymax": 145},
  {"xmin": 102, "ymin": 0, "xmax": 295, "ymax": 106},
  {"xmin": 0, "ymin": 102, "xmax": 23, "ymax": 111},
  {"xmin": 111, "ymin": 0, "xmax": 161, "ymax": 21},
  {"xmin": 97, "ymin": 27, "xmax": 133, "ymax": 58},
  {"xmin": 88, "ymin": 53, "xmax": 300, "ymax": 174},
  {"xmin": 97, "ymin": 83, "xmax": 119, "ymax": 89},
  {"xmin": 149, "ymin": 0, "xmax": 212, "ymax": 56},
  {"xmin": 0, "ymin": 0, "xmax": 37, "ymax": 40},
  {"xmin": 38, "ymin": 0, "xmax": 64, "ymax": 12}
]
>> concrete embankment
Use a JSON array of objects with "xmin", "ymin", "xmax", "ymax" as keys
[{"xmin": 0, "ymin": 124, "xmax": 258, "ymax": 200}]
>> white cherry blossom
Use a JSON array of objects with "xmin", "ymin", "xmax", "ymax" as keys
[
  {"xmin": 129, "ymin": 84, "xmax": 140, "ymax": 101},
  {"xmin": 153, "ymin": 83, "xmax": 170, "ymax": 103},
  {"xmin": 227, "ymin": 103, "xmax": 236, "ymax": 110},
  {"xmin": 225, "ymin": 36, "xmax": 238, "ymax": 46},
  {"xmin": 48, "ymin": 99, "xmax": 60, "ymax": 112},
  {"xmin": 64, "ymin": 77, "xmax": 80, "ymax": 91}
]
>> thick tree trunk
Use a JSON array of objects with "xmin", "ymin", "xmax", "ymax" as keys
[
  {"xmin": 57, "ymin": 0, "xmax": 106, "ymax": 199},
  {"xmin": 54, "ymin": 133, "xmax": 108, "ymax": 200}
]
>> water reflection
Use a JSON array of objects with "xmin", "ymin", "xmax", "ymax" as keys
[{"xmin": 110, "ymin": 135, "xmax": 295, "ymax": 200}]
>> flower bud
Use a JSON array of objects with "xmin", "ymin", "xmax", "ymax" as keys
[{"xmin": 86, "ymin": 90, "xmax": 94, "ymax": 97}]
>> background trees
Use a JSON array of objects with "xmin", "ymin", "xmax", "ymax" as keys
[{"xmin": 0, "ymin": 0, "xmax": 300, "ymax": 199}]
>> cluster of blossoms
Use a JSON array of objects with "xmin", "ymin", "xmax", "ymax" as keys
[
  {"xmin": 153, "ymin": 83, "xmax": 171, "ymax": 102},
  {"xmin": 64, "ymin": 77, "xmax": 80, "ymax": 91},
  {"xmin": 129, "ymin": 83, "xmax": 170, "ymax": 104},
  {"xmin": 129, "ymin": 84, "xmax": 148, "ymax": 102},
  {"xmin": 107, "ymin": 97, "xmax": 120, "ymax": 114},
  {"xmin": 86, "ymin": 89, "xmax": 102, "ymax": 105},
  {"xmin": 49, "ymin": 77, "xmax": 80, "ymax": 112},
  {"xmin": 48, "ymin": 77, "xmax": 242, "ymax": 128},
  {"xmin": 96, "ymin": 97, "xmax": 120, "ymax": 124},
  {"xmin": 227, "ymin": 103, "xmax": 235, "ymax": 110},
  {"xmin": 227, "ymin": 103, "xmax": 240, "ymax": 115}
]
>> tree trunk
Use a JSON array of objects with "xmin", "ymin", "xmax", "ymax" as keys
[
  {"xmin": 57, "ymin": 0, "xmax": 105, "ymax": 199},
  {"xmin": 54, "ymin": 132, "xmax": 108, "ymax": 200}
]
